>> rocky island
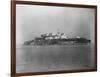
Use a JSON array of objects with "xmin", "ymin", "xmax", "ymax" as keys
[{"xmin": 23, "ymin": 32, "xmax": 91, "ymax": 45}]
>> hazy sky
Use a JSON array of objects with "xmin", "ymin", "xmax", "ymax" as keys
[{"xmin": 16, "ymin": 4, "xmax": 95, "ymax": 45}]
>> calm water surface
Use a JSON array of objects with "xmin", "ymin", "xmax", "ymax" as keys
[{"xmin": 16, "ymin": 44, "xmax": 94, "ymax": 73}]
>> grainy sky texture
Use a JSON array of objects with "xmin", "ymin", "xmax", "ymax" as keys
[{"xmin": 16, "ymin": 4, "xmax": 95, "ymax": 45}]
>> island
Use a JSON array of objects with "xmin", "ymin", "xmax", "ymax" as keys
[{"xmin": 23, "ymin": 32, "xmax": 91, "ymax": 45}]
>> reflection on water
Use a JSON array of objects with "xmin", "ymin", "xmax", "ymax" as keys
[{"xmin": 16, "ymin": 44, "xmax": 94, "ymax": 73}]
